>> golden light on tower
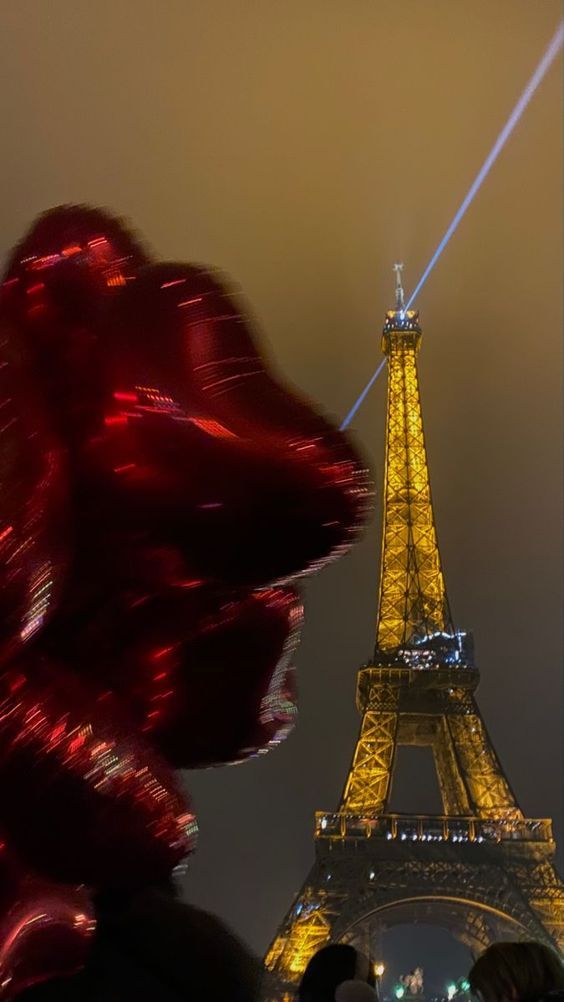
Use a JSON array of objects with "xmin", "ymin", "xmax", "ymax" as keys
[
  {"xmin": 263, "ymin": 268, "xmax": 564, "ymax": 998},
  {"xmin": 376, "ymin": 285, "xmax": 450, "ymax": 651},
  {"xmin": 265, "ymin": 904, "xmax": 330, "ymax": 979}
]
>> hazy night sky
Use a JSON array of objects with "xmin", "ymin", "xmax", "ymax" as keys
[{"xmin": 0, "ymin": 0, "xmax": 562, "ymax": 979}]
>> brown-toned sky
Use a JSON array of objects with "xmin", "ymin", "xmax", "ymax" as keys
[{"xmin": 1, "ymin": 0, "xmax": 562, "ymax": 967}]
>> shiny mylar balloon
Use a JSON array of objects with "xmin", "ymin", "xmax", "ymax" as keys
[
  {"xmin": 0, "ymin": 841, "xmax": 95, "ymax": 1001},
  {"xmin": 0, "ymin": 205, "xmax": 372, "ymax": 906},
  {"xmin": 0, "ymin": 320, "xmax": 68, "ymax": 668},
  {"xmin": 94, "ymin": 262, "xmax": 371, "ymax": 587},
  {"xmin": 0, "ymin": 661, "xmax": 196, "ymax": 888}
]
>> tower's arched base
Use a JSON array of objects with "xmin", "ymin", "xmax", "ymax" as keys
[
  {"xmin": 341, "ymin": 895, "xmax": 535, "ymax": 959},
  {"xmin": 263, "ymin": 833, "xmax": 564, "ymax": 1000}
]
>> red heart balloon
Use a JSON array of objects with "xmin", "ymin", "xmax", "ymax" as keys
[
  {"xmin": 2, "ymin": 209, "xmax": 371, "ymax": 591},
  {"xmin": 0, "ymin": 661, "xmax": 196, "ymax": 888},
  {"xmin": 89, "ymin": 262, "xmax": 372, "ymax": 587},
  {"xmin": 0, "ymin": 841, "xmax": 95, "ymax": 1001},
  {"xmin": 0, "ymin": 205, "xmax": 373, "ymax": 906}
]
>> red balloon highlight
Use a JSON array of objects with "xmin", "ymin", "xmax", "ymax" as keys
[
  {"xmin": 0, "ymin": 662, "xmax": 197, "ymax": 888},
  {"xmin": 0, "ymin": 842, "xmax": 95, "ymax": 1001},
  {"xmin": 0, "ymin": 321, "xmax": 68, "ymax": 667}
]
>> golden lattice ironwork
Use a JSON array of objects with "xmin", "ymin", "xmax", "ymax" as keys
[
  {"xmin": 376, "ymin": 313, "xmax": 451, "ymax": 651},
  {"xmin": 263, "ymin": 288, "xmax": 564, "ymax": 998},
  {"xmin": 447, "ymin": 710, "xmax": 521, "ymax": 819},
  {"xmin": 341, "ymin": 708, "xmax": 398, "ymax": 813},
  {"xmin": 265, "ymin": 902, "xmax": 331, "ymax": 981},
  {"xmin": 338, "ymin": 669, "xmax": 523, "ymax": 822}
]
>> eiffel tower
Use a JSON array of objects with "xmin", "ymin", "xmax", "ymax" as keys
[{"xmin": 263, "ymin": 268, "xmax": 564, "ymax": 999}]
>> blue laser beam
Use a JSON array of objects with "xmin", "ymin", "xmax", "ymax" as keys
[
  {"xmin": 340, "ymin": 21, "xmax": 563, "ymax": 432},
  {"xmin": 340, "ymin": 358, "xmax": 387, "ymax": 430},
  {"xmin": 405, "ymin": 20, "xmax": 563, "ymax": 310}
]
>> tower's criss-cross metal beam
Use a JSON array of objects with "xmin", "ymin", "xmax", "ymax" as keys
[{"xmin": 340, "ymin": 20, "xmax": 563, "ymax": 432}]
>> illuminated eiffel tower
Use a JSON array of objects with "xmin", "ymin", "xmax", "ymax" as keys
[{"xmin": 263, "ymin": 268, "xmax": 564, "ymax": 999}]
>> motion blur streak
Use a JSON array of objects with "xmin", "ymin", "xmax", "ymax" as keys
[{"xmin": 340, "ymin": 20, "xmax": 563, "ymax": 431}]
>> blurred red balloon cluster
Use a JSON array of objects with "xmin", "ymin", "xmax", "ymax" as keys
[{"xmin": 0, "ymin": 205, "xmax": 372, "ymax": 996}]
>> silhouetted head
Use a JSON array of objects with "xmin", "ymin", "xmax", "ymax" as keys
[
  {"xmin": 298, "ymin": 944, "xmax": 377, "ymax": 1002},
  {"xmin": 468, "ymin": 941, "xmax": 564, "ymax": 1002}
]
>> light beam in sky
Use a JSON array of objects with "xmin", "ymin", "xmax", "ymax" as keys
[
  {"xmin": 405, "ymin": 20, "xmax": 563, "ymax": 311},
  {"xmin": 340, "ymin": 20, "xmax": 564, "ymax": 431},
  {"xmin": 340, "ymin": 358, "xmax": 387, "ymax": 430}
]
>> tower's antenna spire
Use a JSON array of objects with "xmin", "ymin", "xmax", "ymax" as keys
[{"xmin": 393, "ymin": 262, "xmax": 405, "ymax": 311}]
